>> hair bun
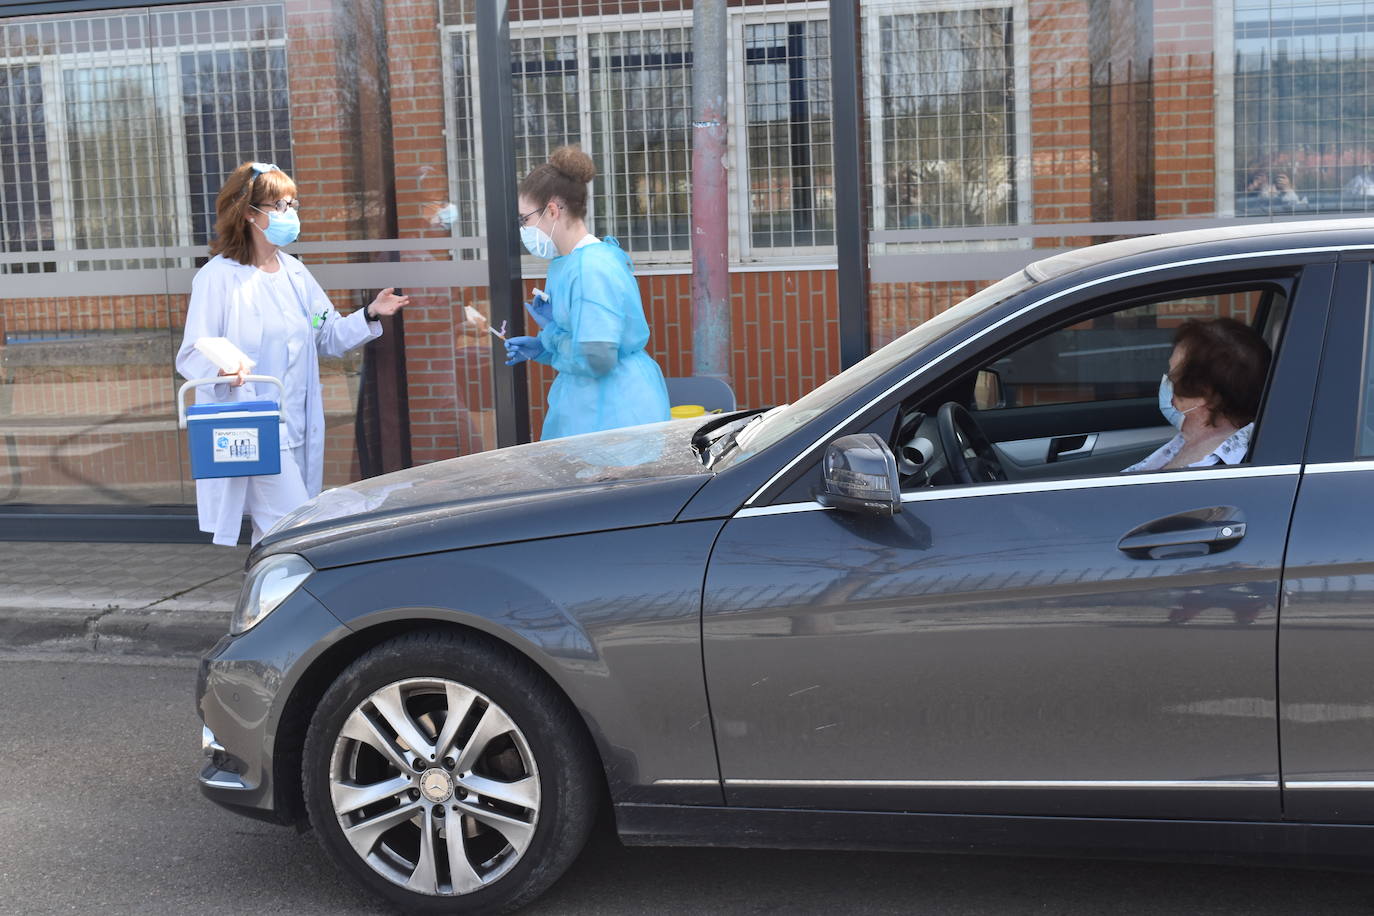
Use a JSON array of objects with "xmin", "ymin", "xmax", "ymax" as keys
[{"xmin": 549, "ymin": 145, "xmax": 596, "ymax": 184}]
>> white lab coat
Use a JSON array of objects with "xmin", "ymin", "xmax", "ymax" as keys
[{"xmin": 175, "ymin": 253, "xmax": 381, "ymax": 545}]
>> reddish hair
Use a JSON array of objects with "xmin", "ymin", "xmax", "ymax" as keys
[
  {"xmin": 518, "ymin": 145, "xmax": 596, "ymax": 219},
  {"xmin": 209, "ymin": 163, "xmax": 298, "ymax": 265}
]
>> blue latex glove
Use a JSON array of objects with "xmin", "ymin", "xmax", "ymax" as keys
[
  {"xmin": 504, "ymin": 335, "xmax": 545, "ymax": 366},
  {"xmin": 525, "ymin": 289, "xmax": 553, "ymax": 329}
]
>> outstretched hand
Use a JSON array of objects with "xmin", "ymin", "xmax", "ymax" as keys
[{"xmin": 368, "ymin": 287, "xmax": 410, "ymax": 318}]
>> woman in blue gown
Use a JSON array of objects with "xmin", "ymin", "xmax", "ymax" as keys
[{"xmin": 503, "ymin": 146, "xmax": 671, "ymax": 439}]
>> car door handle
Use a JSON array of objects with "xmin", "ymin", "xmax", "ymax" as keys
[
  {"xmin": 1117, "ymin": 522, "xmax": 1247, "ymax": 558},
  {"xmin": 1048, "ymin": 433, "xmax": 1097, "ymax": 462}
]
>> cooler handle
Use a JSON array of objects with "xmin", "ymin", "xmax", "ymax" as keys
[{"xmin": 177, "ymin": 375, "xmax": 285, "ymax": 430}]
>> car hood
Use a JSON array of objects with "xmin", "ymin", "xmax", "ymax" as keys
[{"xmin": 254, "ymin": 419, "xmax": 715, "ymax": 568}]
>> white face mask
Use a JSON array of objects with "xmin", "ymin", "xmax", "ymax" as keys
[{"xmin": 519, "ymin": 208, "xmax": 559, "ymax": 259}]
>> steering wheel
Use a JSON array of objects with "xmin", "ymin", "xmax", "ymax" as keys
[{"xmin": 937, "ymin": 401, "xmax": 1008, "ymax": 484}]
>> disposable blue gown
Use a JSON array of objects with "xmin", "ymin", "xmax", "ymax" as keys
[{"xmin": 534, "ymin": 238, "xmax": 670, "ymax": 439}]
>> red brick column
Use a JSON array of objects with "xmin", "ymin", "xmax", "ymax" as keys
[
  {"xmin": 1029, "ymin": 0, "xmax": 1093, "ymax": 246},
  {"xmin": 1153, "ymin": 0, "xmax": 1216, "ymax": 218},
  {"xmin": 385, "ymin": 0, "xmax": 469, "ymax": 464}
]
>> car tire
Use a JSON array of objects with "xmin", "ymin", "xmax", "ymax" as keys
[{"xmin": 302, "ymin": 629, "xmax": 599, "ymax": 914}]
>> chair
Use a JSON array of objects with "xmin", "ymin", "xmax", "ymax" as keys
[{"xmin": 664, "ymin": 375, "xmax": 737, "ymax": 413}]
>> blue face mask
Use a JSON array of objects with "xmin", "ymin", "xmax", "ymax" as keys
[
  {"xmin": 1158, "ymin": 374, "xmax": 1202, "ymax": 429},
  {"xmin": 253, "ymin": 207, "xmax": 301, "ymax": 247}
]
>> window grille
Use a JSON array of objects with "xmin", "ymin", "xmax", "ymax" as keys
[
  {"xmin": 447, "ymin": 5, "xmax": 842, "ymax": 266},
  {"xmin": 512, "ymin": 34, "xmax": 581, "ymax": 184},
  {"xmin": 0, "ymin": 63, "xmax": 50, "ymax": 273},
  {"xmin": 1233, "ymin": 0, "xmax": 1374, "ymax": 216},
  {"xmin": 874, "ymin": 7, "xmax": 1019, "ymax": 231},
  {"xmin": 445, "ymin": 29, "xmax": 483, "ymax": 246},
  {"xmin": 0, "ymin": 4, "xmax": 290, "ymax": 270},
  {"xmin": 588, "ymin": 27, "xmax": 694, "ymax": 253},
  {"xmin": 743, "ymin": 17, "xmax": 835, "ymax": 251}
]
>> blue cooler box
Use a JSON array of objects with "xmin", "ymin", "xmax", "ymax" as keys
[{"xmin": 185, "ymin": 399, "xmax": 282, "ymax": 479}]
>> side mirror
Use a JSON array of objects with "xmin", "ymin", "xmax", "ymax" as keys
[
  {"xmin": 814, "ymin": 433, "xmax": 902, "ymax": 517},
  {"xmin": 974, "ymin": 368, "xmax": 1005, "ymax": 410}
]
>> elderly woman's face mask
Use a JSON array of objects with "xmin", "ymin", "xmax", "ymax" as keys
[{"xmin": 1158, "ymin": 373, "xmax": 1203, "ymax": 429}]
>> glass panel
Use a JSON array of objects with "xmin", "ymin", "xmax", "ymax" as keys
[
  {"xmin": 512, "ymin": 34, "xmax": 581, "ymax": 186},
  {"xmin": 179, "ymin": 46, "xmax": 293, "ymax": 245},
  {"xmin": 878, "ymin": 8, "xmax": 1018, "ymax": 230},
  {"xmin": 744, "ymin": 18, "xmax": 835, "ymax": 249},
  {"xmin": 1235, "ymin": 0, "xmax": 1374, "ymax": 216},
  {"xmin": 0, "ymin": 63, "xmax": 51, "ymax": 273},
  {"xmin": 588, "ymin": 26, "xmax": 693, "ymax": 253},
  {"xmin": 984, "ymin": 289, "xmax": 1268, "ymax": 409},
  {"xmin": 60, "ymin": 60, "xmax": 178, "ymax": 271},
  {"xmin": 2, "ymin": 0, "xmax": 502, "ymax": 520}
]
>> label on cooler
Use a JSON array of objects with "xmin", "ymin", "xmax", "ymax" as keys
[{"xmin": 212, "ymin": 428, "xmax": 260, "ymax": 463}]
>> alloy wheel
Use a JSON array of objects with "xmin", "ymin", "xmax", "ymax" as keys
[{"xmin": 327, "ymin": 677, "xmax": 541, "ymax": 896}]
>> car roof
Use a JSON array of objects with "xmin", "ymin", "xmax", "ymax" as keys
[{"xmin": 1024, "ymin": 217, "xmax": 1374, "ymax": 283}]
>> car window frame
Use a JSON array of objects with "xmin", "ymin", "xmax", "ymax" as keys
[
  {"xmin": 1305, "ymin": 254, "xmax": 1374, "ymax": 464},
  {"xmin": 755, "ymin": 254, "xmax": 1336, "ymax": 510}
]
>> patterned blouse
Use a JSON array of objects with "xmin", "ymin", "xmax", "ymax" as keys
[{"xmin": 1122, "ymin": 423, "xmax": 1253, "ymax": 473}]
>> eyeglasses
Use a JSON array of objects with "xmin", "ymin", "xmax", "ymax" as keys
[
  {"xmin": 254, "ymin": 199, "xmax": 301, "ymax": 214},
  {"xmin": 517, "ymin": 204, "xmax": 547, "ymax": 228}
]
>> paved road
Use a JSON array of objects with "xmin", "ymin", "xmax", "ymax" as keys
[{"xmin": 3, "ymin": 654, "xmax": 1374, "ymax": 916}]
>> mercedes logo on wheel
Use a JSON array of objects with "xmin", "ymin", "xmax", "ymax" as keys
[{"xmin": 418, "ymin": 768, "xmax": 455, "ymax": 804}]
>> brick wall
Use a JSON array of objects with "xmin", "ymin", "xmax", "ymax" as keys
[
  {"xmin": 1153, "ymin": 0, "xmax": 1216, "ymax": 218},
  {"xmin": 1030, "ymin": 0, "xmax": 1094, "ymax": 245}
]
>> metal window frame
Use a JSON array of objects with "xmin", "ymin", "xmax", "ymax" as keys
[
  {"xmin": 1213, "ymin": 0, "xmax": 1237, "ymax": 218},
  {"xmin": 40, "ymin": 47, "xmax": 193, "ymax": 269},
  {"xmin": 447, "ymin": 3, "xmax": 855, "ymax": 273},
  {"xmin": 1221, "ymin": 0, "xmax": 1374, "ymax": 216},
  {"xmin": 2, "ymin": 14, "xmax": 289, "ymax": 269},
  {"xmin": 863, "ymin": 0, "xmax": 1033, "ymax": 256},
  {"xmin": 733, "ymin": 1, "xmax": 838, "ymax": 264}
]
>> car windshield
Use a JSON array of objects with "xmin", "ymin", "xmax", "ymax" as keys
[{"xmin": 713, "ymin": 269, "xmax": 1039, "ymax": 468}]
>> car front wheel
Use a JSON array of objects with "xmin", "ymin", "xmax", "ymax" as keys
[{"xmin": 302, "ymin": 630, "xmax": 598, "ymax": 913}]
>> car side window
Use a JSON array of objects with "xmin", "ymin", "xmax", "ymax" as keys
[
  {"xmin": 889, "ymin": 281, "xmax": 1287, "ymax": 491},
  {"xmin": 976, "ymin": 288, "xmax": 1275, "ymax": 411}
]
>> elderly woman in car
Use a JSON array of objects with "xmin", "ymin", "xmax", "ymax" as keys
[{"xmin": 1125, "ymin": 317, "xmax": 1272, "ymax": 472}]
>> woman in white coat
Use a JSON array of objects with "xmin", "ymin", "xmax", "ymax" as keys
[{"xmin": 176, "ymin": 162, "xmax": 408, "ymax": 546}]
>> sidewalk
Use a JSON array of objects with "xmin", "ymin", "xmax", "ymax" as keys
[{"xmin": 1, "ymin": 541, "xmax": 249, "ymax": 657}]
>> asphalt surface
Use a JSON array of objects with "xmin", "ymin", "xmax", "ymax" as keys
[{"xmin": 5, "ymin": 653, "xmax": 1374, "ymax": 916}]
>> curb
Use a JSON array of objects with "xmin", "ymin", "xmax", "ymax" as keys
[{"xmin": 0, "ymin": 605, "xmax": 229, "ymax": 658}]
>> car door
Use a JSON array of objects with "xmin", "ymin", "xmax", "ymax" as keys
[
  {"xmin": 701, "ymin": 261, "xmax": 1332, "ymax": 822},
  {"xmin": 1279, "ymin": 253, "xmax": 1374, "ymax": 823}
]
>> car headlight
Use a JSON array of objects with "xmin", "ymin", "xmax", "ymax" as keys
[{"xmin": 232, "ymin": 553, "xmax": 314, "ymax": 636}]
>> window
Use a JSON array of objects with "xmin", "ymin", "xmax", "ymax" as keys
[
  {"xmin": 0, "ymin": 5, "xmax": 292, "ymax": 270},
  {"xmin": 1234, "ymin": 0, "xmax": 1374, "ymax": 216},
  {"xmin": 448, "ymin": 8, "xmax": 842, "ymax": 265},
  {"xmin": 0, "ymin": 63, "xmax": 50, "ymax": 273},
  {"xmin": 588, "ymin": 27, "xmax": 693, "ymax": 254},
  {"xmin": 874, "ymin": 6, "xmax": 1020, "ymax": 230},
  {"xmin": 743, "ymin": 18, "xmax": 834, "ymax": 250},
  {"xmin": 983, "ymin": 288, "xmax": 1269, "ymax": 409}
]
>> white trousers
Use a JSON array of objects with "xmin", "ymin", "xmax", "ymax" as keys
[{"xmin": 247, "ymin": 444, "xmax": 309, "ymax": 545}]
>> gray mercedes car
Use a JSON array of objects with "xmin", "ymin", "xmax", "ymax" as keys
[{"xmin": 198, "ymin": 219, "xmax": 1374, "ymax": 913}]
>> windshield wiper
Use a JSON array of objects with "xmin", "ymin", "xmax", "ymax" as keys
[{"xmin": 689, "ymin": 408, "xmax": 769, "ymax": 465}]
